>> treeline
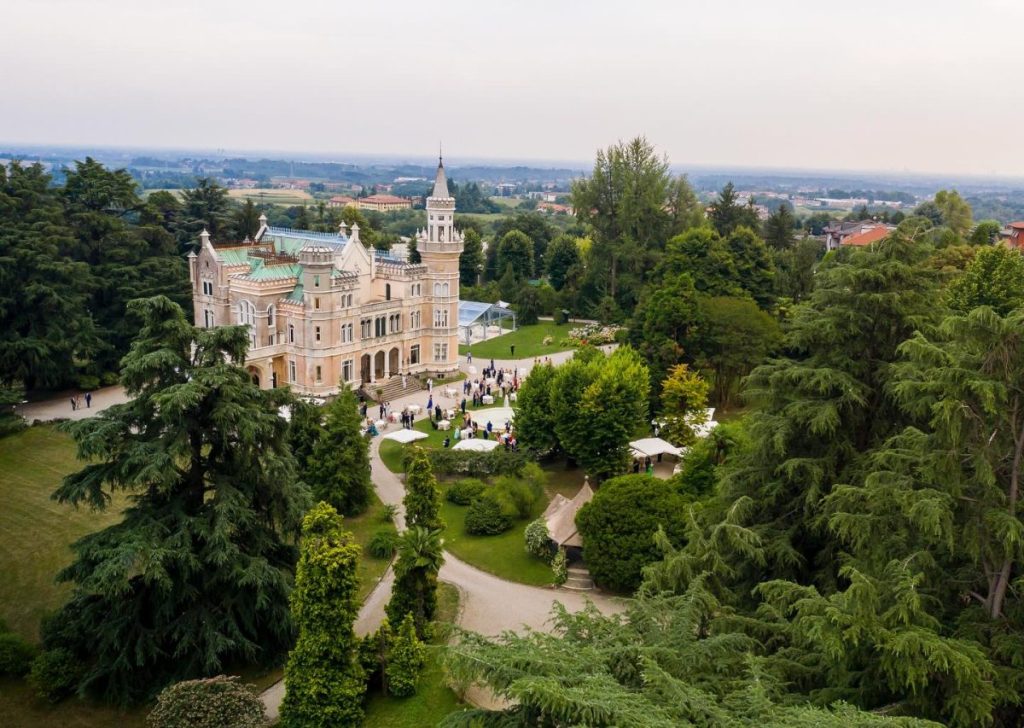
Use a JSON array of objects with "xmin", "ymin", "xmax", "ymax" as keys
[{"xmin": 445, "ymin": 215, "xmax": 1024, "ymax": 728}]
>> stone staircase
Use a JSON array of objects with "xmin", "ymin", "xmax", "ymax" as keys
[
  {"xmin": 563, "ymin": 565, "xmax": 595, "ymax": 591},
  {"xmin": 362, "ymin": 375, "xmax": 423, "ymax": 403}
]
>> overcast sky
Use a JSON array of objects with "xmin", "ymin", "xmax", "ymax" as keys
[{"xmin": 2, "ymin": 0, "xmax": 1022, "ymax": 175}]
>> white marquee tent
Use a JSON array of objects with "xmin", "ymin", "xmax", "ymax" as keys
[
  {"xmin": 452, "ymin": 438, "xmax": 500, "ymax": 452},
  {"xmin": 382, "ymin": 429, "xmax": 428, "ymax": 444}
]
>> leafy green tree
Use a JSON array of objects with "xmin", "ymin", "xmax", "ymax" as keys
[
  {"xmin": 403, "ymin": 447, "xmax": 442, "ymax": 531},
  {"xmin": 0, "ymin": 162, "xmax": 95, "ymax": 390},
  {"xmin": 293, "ymin": 204, "xmax": 311, "ymax": 230},
  {"xmin": 546, "ymin": 234, "xmax": 582, "ymax": 291},
  {"xmin": 497, "ymin": 230, "xmax": 534, "ymax": 280},
  {"xmin": 629, "ymin": 273, "xmax": 700, "ymax": 405},
  {"xmin": 459, "ymin": 227, "xmax": 483, "ymax": 286},
  {"xmin": 763, "ymin": 203, "xmax": 797, "ymax": 250},
  {"xmin": 494, "ymin": 211, "xmax": 555, "ymax": 272},
  {"xmin": 554, "ymin": 347, "xmax": 650, "ymax": 481},
  {"xmin": 708, "ymin": 182, "xmax": 759, "ymax": 237},
  {"xmin": 658, "ymin": 364, "xmax": 709, "ymax": 447},
  {"xmin": 515, "ymin": 284, "xmax": 541, "ymax": 325},
  {"xmin": 773, "ymin": 236, "xmax": 821, "ymax": 302},
  {"xmin": 723, "ymin": 226, "xmax": 775, "ymax": 308},
  {"xmin": 968, "ymin": 219, "xmax": 1002, "ymax": 245},
  {"xmin": 693, "ymin": 296, "xmax": 782, "ymax": 409},
  {"xmin": 934, "ymin": 189, "xmax": 973, "ymax": 238},
  {"xmin": 386, "ymin": 526, "xmax": 444, "ymax": 640},
  {"xmin": 571, "ymin": 137, "xmax": 682, "ymax": 312},
  {"xmin": 514, "ymin": 362, "xmax": 559, "ymax": 455},
  {"xmin": 48, "ymin": 296, "xmax": 308, "ymax": 704},
  {"xmin": 385, "ymin": 613, "xmax": 427, "ymax": 697},
  {"xmin": 946, "ymin": 244, "xmax": 1024, "ymax": 314},
  {"xmin": 280, "ymin": 503, "xmax": 366, "ymax": 728},
  {"xmin": 442, "ymin": 579, "xmax": 937, "ymax": 727},
  {"xmin": 305, "ymin": 388, "xmax": 371, "ymax": 515},
  {"xmin": 658, "ymin": 227, "xmax": 744, "ymax": 299},
  {"xmin": 576, "ymin": 474, "xmax": 689, "ymax": 592}
]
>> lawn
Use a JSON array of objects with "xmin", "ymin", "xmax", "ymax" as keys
[
  {"xmin": 0, "ymin": 426, "xmax": 130, "ymax": 642},
  {"xmin": 458, "ymin": 321, "xmax": 575, "ymax": 360},
  {"xmin": 344, "ymin": 492, "xmax": 399, "ymax": 602},
  {"xmin": 364, "ymin": 582, "xmax": 468, "ymax": 726}
]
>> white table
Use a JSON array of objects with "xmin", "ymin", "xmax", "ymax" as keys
[
  {"xmin": 482, "ymin": 395, "xmax": 494, "ymax": 405},
  {"xmin": 437, "ymin": 419, "xmax": 451, "ymax": 431},
  {"xmin": 444, "ymin": 387, "xmax": 457, "ymax": 398},
  {"xmin": 374, "ymin": 419, "xmax": 387, "ymax": 431},
  {"xmin": 407, "ymin": 404, "xmax": 421, "ymax": 414},
  {"xmin": 509, "ymin": 392, "xmax": 517, "ymax": 402}
]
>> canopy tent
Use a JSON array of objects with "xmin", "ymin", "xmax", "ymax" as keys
[
  {"xmin": 544, "ymin": 480, "xmax": 594, "ymax": 548},
  {"xmin": 629, "ymin": 437, "xmax": 684, "ymax": 459},
  {"xmin": 382, "ymin": 429, "xmax": 428, "ymax": 444},
  {"xmin": 459, "ymin": 300, "xmax": 517, "ymax": 345},
  {"xmin": 452, "ymin": 438, "xmax": 500, "ymax": 452},
  {"xmin": 469, "ymin": 406, "xmax": 515, "ymax": 426}
]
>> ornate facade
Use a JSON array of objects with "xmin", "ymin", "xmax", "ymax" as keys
[{"xmin": 189, "ymin": 159, "xmax": 464, "ymax": 395}]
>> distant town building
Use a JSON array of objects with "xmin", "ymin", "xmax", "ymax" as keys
[
  {"xmin": 1002, "ymin": 221, "xmax": 1024, "ymax": 249},
  {"xmin": 823, "ymin": 220, "xmax": 896, "ymax": 250},
  {"xmin": 537, "ymin": 201, "xmax": 572, "ymax": 215},
  {"xmin": 358, "ymin": 194, "xmax": 413, "ymax": 212},
  {"xmin": 188, "ymin": 157, "xmax": 462, "ymax": 396},
  {"xmin": 328, "ymin": 195, "xmax": 357, "ymax": 208}
]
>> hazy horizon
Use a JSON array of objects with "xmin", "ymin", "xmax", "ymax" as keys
[{"xmin": 3, "ymin": 0, "xmax": 1023, "ymax": 177}]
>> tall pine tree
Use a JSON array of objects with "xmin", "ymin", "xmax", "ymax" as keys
[{"xmin": 48, "ymin": 296, "xmax": 309, "ymax": 704}]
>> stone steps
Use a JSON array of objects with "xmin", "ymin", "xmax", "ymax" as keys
[
  {"xmin": 563, "ymin": 566, "xmax": 595, "ymax": 591},
  {"xmin": 364, "ymin": 376, "xmax": 422, "ymax": 402}
]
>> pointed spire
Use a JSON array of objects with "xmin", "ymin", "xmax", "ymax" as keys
[
  {"xmin": 199, "ymin": 229, "xmax": 210, "ymax": 245},
  {"xmin": 431, "ymin": 153, "xmax": 449, "ymax": 199}
]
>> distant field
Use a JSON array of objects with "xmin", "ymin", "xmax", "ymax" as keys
[{"xmin": 227, "ymin": 188, "xmax": 313, "ymax": 205}]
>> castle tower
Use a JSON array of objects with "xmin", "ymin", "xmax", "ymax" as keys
[{"xmin": 418, "ymin": 155, "xmax": 463, "ymax": 373}]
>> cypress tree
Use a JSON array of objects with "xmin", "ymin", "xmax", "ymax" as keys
[
  {"xmin": 280, "ymin": 502, "xmax": 366, "ymax": 727},
  {"xmin": 403, "ymin": 447, "xmax": 442, "ymax": 531}
]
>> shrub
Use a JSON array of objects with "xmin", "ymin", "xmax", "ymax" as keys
[
  {"xmin": 368, "ymin": 528, "xmax": 399, "ymax": 559},
  {"xmin": 551, "ymin": 548, "xmax": 568, "ymax": 586},
  {"xmin": 423, "ymin": 447, "xmax": 528, "ymax": 477},
  {"xmin": 524, "ymin": 518, "xmax": 555, "ymax": 562},
  {"xmin": 29, "ymin": 648, "xmax": 84, "ymax": 703},
  {"xmin": 464, "ymin": 494, "xmax": 513, "ymax": 535},
  {"xmin": 147, "ymin": 675, "xmax": 267, "ymax": 728},
  {"xmin": 385, "ymin": 614, "xmax": 426, "ymax": 698},
  {"xmin": 0, "ymin": 632, "xmax": 37, "ymax": 677},
  {"xmin": 381, "ymin": 503, "xmax": 398, "ymax": 523},
  {"xmin": 446, "ymin": 478, "xmax": 487, "ymax": 505},
  {"xmin": 491, "ymin": 475, "xmax": 543, "ymax": 519},
  {"xmin": 576, "ymin": 474, "xmax": 689, "ymax": 593}
]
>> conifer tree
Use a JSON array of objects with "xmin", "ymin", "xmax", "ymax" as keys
[
  {"xmin": 279, "ymin": 502, "xmax": 366, "ymax": 727},
  {"xmin": 386, "ymin": 613, "xmax": 426, "ymax": 698},
  {"xmin": 403, "ymin": 447, "xmax": 442, "ymax": 531},
  {"xmin": 48, "ymin": 296, "xmax": 309, "ymax": 704},
  {"xmin": 304, "ymin": 387, "xmax": 371, "ymax": 515}
]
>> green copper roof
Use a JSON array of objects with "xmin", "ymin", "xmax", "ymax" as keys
[
  {"xmin": 244, "ymin": 261, "xmax": 301, "ymax": 281},
  {"xmin": 285, "ymin": 282, "xmax": 305, "ymax": 303},
  {"xmin": 217, "ymin": 248, "xmax": 250, "ymax": 265}
]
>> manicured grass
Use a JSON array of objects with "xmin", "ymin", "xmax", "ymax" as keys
[
  {"xmin": 0, "ymin": 426, "xmax": 130, "ymax": 642},
  {"xmin": 363, "ymin": 582, "xmax": 468, "ymax": 726},
  {"xmin": 344, "ymin": 492, "xmax": 399, "ymax": 602},
  {"xmin": 458, "ymin": 321, "xmax": 575, "ymax": 360},
  {"xmin": 0, "ymin": 679, "xmax": 148, "ymax": 728},
  {"xmin": 440, "ymin": 495, "xmax": 554, "ymax": 588},
  {"xmin": 377, "ymin": 399, "xmax": 501, "ymax": 475}
]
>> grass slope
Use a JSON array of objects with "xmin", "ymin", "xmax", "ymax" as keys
[{"xmin": 458, "ymin": 321, "xmax": 575, "ymax": 360}]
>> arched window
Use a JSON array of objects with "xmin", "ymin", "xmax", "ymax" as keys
[
  {"xmin": 433, "ymin": 282, "xmax": 441, "ymax": 296},
  {"xmin": 267, "ymin": 305, "xmax": 275, "ymax": 326},
  {"xmin": 441, "ymin": 282, "xmax": 449, "ymax": 297},
  {"xmin": 238, "ymin": 300, "xmax": 256, "ymax": 327},
  {"xmin": 385, "ymin": 283, "xmax": 391, "ymax": 301}
]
